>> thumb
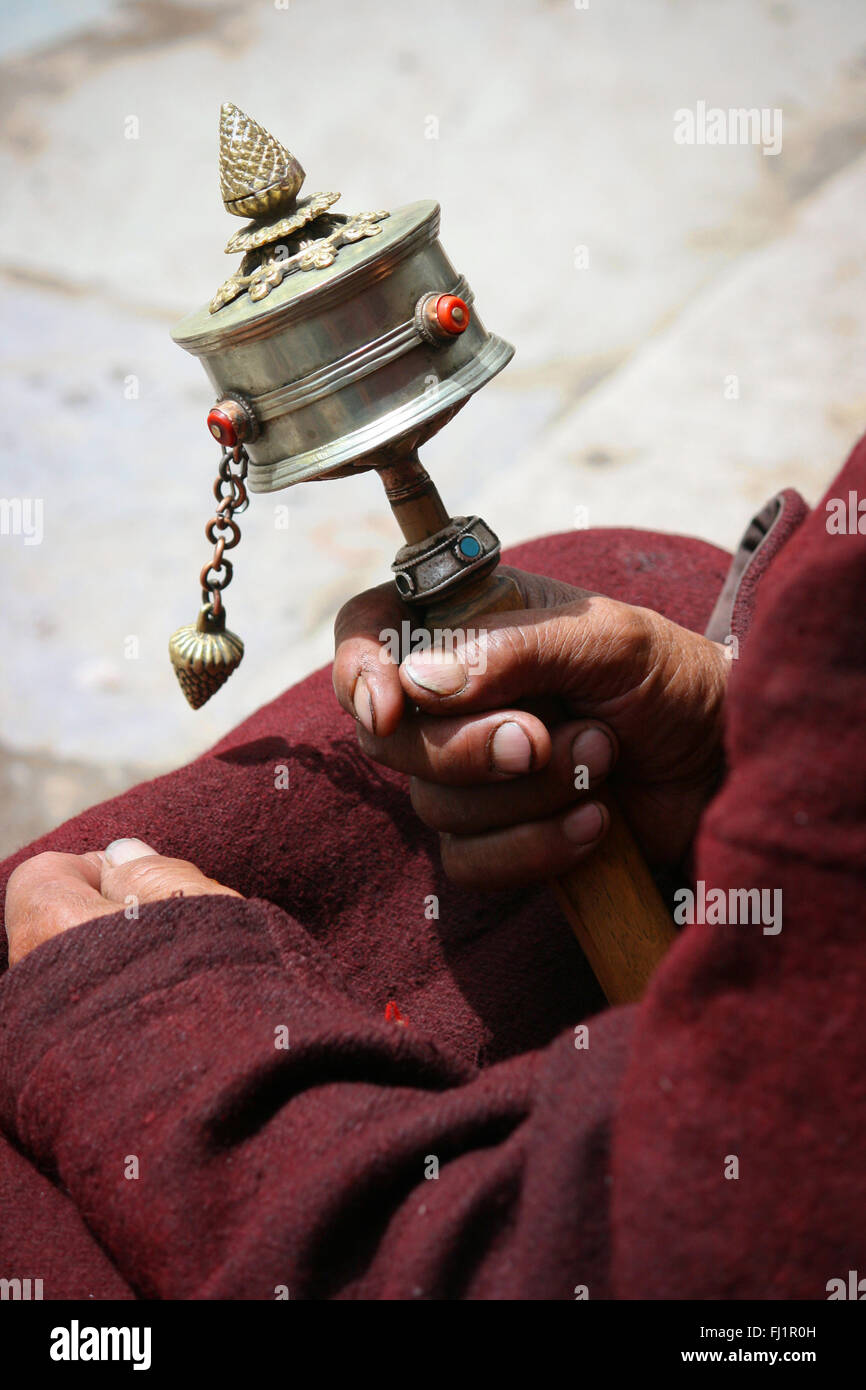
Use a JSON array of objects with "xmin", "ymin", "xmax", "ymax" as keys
[
  {"xmin": 100, "ymin": 838, "xmax": 242, "ymax": 907},
  {"xmin": 399, "ymin": 597, "xmax": 631, "ymax": 714}
]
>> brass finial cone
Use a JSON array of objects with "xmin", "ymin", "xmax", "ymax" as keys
[{"xmin": 219, "ymin": 101, "xmax": 305, "ymax": 218}]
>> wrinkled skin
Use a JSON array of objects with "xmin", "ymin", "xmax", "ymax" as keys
[{"xmin": 332, "ymin": 566, "xmax": 730, "ymax": 889}]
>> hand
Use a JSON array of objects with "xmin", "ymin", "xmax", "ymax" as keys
[
  {"xmin": 5, "ymin": 838, "xmax": 241, "ymax": 966},
  {"xmin": 333, "ymin": 566, "xmax": 729, "ymax": 887}
]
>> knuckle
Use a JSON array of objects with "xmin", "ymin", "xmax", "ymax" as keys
[
  {"xmin": 333, "ymin": 591, "xmax": 366, "ymax": 636},
  {"xmin": 410, "ymin": 779, "xmax": 459, "ymax": 832},
  {"xmin": 24, "ymin": 878, "xmax": 72, "ymax": 921},
  {"xmin": 333, "ymin": 583, "xmax": 393, "ymax": 644},
  {"xmin": 5, "ymin": 863, "xmax": 31, "ymax": 901},
  {"xmin": 427, "ymin": 721, "xmax": 480, "ymax": 780},
  {"xmin": 360, "ymin": 721, "xmax": 413, "ymax": 772},
  {"xmin": 485, "ymin": 623, "xmax": 537, "ymax": 673},
  {"xmin": 519, "ymin": 616, "xmax": 583, "ymax": 681},
  {"xmin": 534, "ymin": 614, "xmax": 570, "ymax": 661},
  {"xmin": 455, "ymin": 719, "xmax": 487, "ymax": 769},
  {"xmin": 602, "ymin": 599, "xmax": 656, "ymax": 665},
  {"xmin": 7, "ymin": 852, "xmax": 62, "ymax": 893},
  {"xmin": 56, "ymin": 889, "xmax": 104, "ymax": 926},
  {"xmin": 438, "ymin": 834, "xmax": 476, "ymax": 887},
  {"xmin": 120, "ymin": 859, "xmax": 185, "ymax": 898}
]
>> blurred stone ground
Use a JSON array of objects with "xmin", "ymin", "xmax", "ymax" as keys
[{"xmin": 1, "ymin": 0, "xmax": 865, "ymax": 856}]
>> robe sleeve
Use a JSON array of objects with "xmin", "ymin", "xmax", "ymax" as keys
[
  {"xmin": 0, "ymin": 893, "xmax": 633, "ymax": 1299},
  {"xmin": 611, "ymin": 434, "xmax": 866, "ymax": 1299}
]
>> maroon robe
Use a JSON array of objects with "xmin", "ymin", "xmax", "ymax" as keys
[{"xmin": 0, "ymin": 434, "xmax": 862, "ymax": 1300}]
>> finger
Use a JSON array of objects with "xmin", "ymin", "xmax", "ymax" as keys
[
  {"xmin": 357, "ymin": 708, "xmax": 553, "ymax": 784},
  {"xmin": 495, "ymin": 564, "xmax": 596, "ymax": 611},
  {"xmin": 333, "ymin": 582, "xmax": 413, "ymax": 737},
  {"xmin": 409, "ymin": 721, "xmax": 617, "ymax": 833},
  {"xmin": 99, "ymin": 838, "xmax": 242, "ymax": 907},
  {"xmin": 439, "ymin": 799, "xmax": 610, "ymax": 890},
  {"xmin": 5, "ymin": 851, "xmax": 121, "ymax": 965},
  {"xmin": 398, "ymin": 595, "xmax": 653, "ymax": 716}
]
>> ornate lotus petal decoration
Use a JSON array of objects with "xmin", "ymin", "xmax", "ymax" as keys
[{"xmin": 208, "ymin": 103, "xmax": 389, "ymax": 314}]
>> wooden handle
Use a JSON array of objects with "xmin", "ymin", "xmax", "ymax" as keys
[
  {"xmin": 551, "ymin": 795, "xmax": 677, "ymax": 1004},
  {"xmin": 423, "ymin": 569, "xmax": 677, "ymax": 1005}
]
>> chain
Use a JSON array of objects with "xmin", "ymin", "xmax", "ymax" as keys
[{"xmin": 199, "ymin": 443, "xmax": 249, "ymax": 617}]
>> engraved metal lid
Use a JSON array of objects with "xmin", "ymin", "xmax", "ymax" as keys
[{"xmin": 172, "ymin": 198, "xmax": 437, "ymax": 355}]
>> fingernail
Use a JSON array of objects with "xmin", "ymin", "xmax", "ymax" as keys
[
  {"xmin": 353, "ymin": 675, "xmax": 375, "ymax": 734},
  {"xmin": 104, "ymin": 838, "xmax": 158, "ymax": 866},
  {"xmin": 490, "ymin": 721, "xmax": 533, "ymax": 775},
  {"xmin": 403, "ymin": 651, "xmax": 467, "ymax": 696},
  {"xmin": 571, "ymin": 727, "xmax": 614, "ymax": 782},
  {"xmin": 562, "ymin": 802, "xmax": 604, "ymax": 845}
]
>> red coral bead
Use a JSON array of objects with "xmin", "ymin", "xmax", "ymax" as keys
[
  {"xmin": 434, "ymin": 294, "xmax": 470, "ymax": 335},
  {"xmin": 207, "ymin": 407, "xmax": 237, "ymax": 447}
]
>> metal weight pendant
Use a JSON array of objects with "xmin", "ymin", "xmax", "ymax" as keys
[{"xmin": 169, "ymin": 603, "xmax": 243, "ymax": 709}]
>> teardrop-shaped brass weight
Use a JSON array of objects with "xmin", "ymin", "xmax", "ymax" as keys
[{"xmin": 169, "ymin": 604, "xmax": 244, "ymax": 709}]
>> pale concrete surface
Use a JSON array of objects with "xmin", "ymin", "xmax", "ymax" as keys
[
  {"xmin": 478, "ymin": 151, "xmax": 866, "ymax": 547},
  {"xmin": 1, "ymin": 0, "xmax": 866, "ymax": 855}
]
